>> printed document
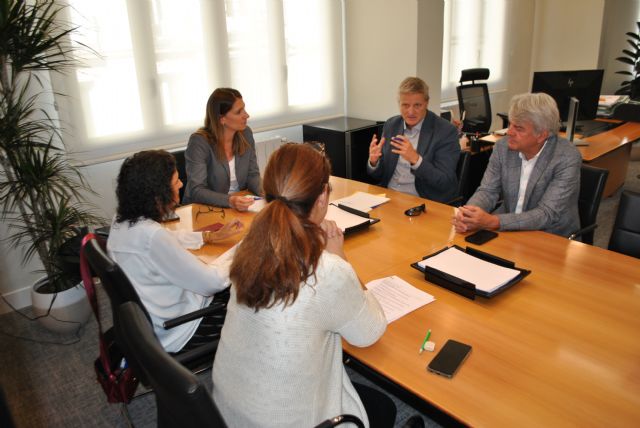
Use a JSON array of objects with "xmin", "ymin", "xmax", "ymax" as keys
[
  {"xmin": 418, "ymin": 247, "xmax": 520, "ymax": 293},
  {"xmin": 331, "ymin": 191, "xmax": 389, "ymax": 213},
  {"xmin": 325, "ymin": 204, "xmax": 371, "ymax": 232},
  {"xmin": 366, "ymin": 276, "xmax": 435, "ymax": 323}
]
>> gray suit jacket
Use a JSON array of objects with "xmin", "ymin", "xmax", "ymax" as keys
[
  {"xmin": 182, "ymin": 127, "xmax": 261, "ymax": 207},
  {"xmin": 467, "ymin": 134, "xmax": 582, "ymax": 236},
  {"xmin": 366, "ymin": 112, "xmax": 459, "ymax": 203}
]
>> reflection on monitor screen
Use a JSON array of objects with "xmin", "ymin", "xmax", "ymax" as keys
[{"xmin": 531, "ymin": 69, "xmax": 604, "ymax": 122}]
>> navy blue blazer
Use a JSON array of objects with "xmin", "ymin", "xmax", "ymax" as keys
[{"xmin": 366, "ymin": 112, "xmax": 459, "ymax": 203}]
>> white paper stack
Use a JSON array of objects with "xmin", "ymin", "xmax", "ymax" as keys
[{"xmin": 331, "ymin": 191, "xmax": 389, "ymax": 213}]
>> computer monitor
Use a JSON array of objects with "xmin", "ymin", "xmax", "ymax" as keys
[{"xmin": 531, "ymin": 69, "xmax": 604, "ymax": 122}]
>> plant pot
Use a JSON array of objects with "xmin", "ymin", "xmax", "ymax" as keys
[{"xmin": 30, "ymin": 277, "xmax": 92, "ymax": 334}]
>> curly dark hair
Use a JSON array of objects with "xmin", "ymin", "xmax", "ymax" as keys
[{"xmin": 116, "ymin": 150, "xmax": 177, "ymax": 224}]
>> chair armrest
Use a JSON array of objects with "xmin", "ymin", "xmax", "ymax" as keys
[
  {"xmin": 314, "ymin": 415, "xmax": 365, "ymax": 428},
  {"xmin": 171, "ymin": 340, "xmax": 219, "ymax": 367},
  {"xmin": 163, "ymin": 301, "xmax": 226, "ymax": 329},
  {"xmin": 568, "ymin": 223, "xmax": 598, "ymax": 241},
  {"xmin": 497, "ymin": 112, "xmax": 509, "ymax": 129}
]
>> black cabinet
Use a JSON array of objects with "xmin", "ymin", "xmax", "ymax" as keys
[{"xmin": 302, "ymin": 117, "xmax": 382, "ymax": 184}]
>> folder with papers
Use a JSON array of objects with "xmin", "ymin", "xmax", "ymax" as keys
[
  {"xmin": 411, "ymin": 246, "xmax": 530, "ymax": 299},
  {"xmin": 325, "ymin": 204, "xmax": 380, "ymax": 234}
]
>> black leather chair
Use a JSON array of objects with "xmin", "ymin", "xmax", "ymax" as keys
[
  {"xmin": 608, "ymin": 190, "xmax": 640, "ymax": 258},
  {"xmin": 446, "ymin": 151, "xmax": 471, "ymax": 207},
  {"xmin": 568, "ymin": 165, "xmax": 609, "ymax": 245},
  {"xmin": 457, "ymin": 68, "xmax": 492, "ymax": 135},
  {"xmin": 82, "ymin": 235, "xmax": 225, "ymax": 375},
  {"xmin": 115, "ymin": 301, "xmax": 367, "ymax": 428},
  {"xmin": 172, "ymin": 149, "xmax": 187, "ymax": 203}
]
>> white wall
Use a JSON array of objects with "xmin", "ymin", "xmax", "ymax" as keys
[
  {"xmin": 345, "ymin": 0, "xmax": 419, "ymax": 122},
  {"xmin": 530, "ymin": 0, "xmax": 605, "ymax": 72},
  {"xmin": 598, "ymin": 0, "xmax": 640, "ymax": 94}
]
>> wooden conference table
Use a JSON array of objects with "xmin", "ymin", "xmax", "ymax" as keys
[
  {"xmin": 482, "ymin": 121, "xmax": 640, "ymax": 197},
  {"xmin": 167, "ymin": 177, "xmax": 640, "ymax": 427}
]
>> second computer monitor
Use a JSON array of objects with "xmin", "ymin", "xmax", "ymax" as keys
[{"xmin": 531, "ymin": 69, "xmax": 604, "ymax": 122}]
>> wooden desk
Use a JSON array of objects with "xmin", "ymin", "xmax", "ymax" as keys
[
  {"xmin": 169, "ymin": 179, "xmax": 640, "ymax": 427},
  {"xmin": 482, "ymin": 122, "xmax": 640, "ymax": 197}
]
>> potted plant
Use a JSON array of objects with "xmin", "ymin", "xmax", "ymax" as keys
[
  {"xmin": 0, "ymin": 0, "xmax": 102, "ymax": 333},
  {"xmin": 614, "ymin": 20, "xmax": 640, "ymax": 100}
]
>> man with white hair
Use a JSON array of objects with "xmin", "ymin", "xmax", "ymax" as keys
[{"xmin": 454, "ymin": 92, "xmax": 581, "ymax": 237}]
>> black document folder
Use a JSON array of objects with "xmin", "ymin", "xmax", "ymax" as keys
[
  {"xmin": 410, "ymin": 245, "xmax": 531, "ymax": 299},
  {"xmin": 326, "ymin": 203, "xmax": 380, "ymax": 235}
]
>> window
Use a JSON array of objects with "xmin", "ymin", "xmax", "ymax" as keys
[
  {"xmin": 441, "ymin": 0, "xmax": 508, "ymax": 102},
  {"xmin": 57, "ymin": 0, "xmax": 344, "ymax": 162}
]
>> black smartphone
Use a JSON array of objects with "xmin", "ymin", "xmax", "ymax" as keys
[
  {"xmin": 427, "ymin": 339, "xmax": 472, "ymax": 378},
  {"xmin": 465, "ymin": 229, "xmax": 498, "ymax": 245}
]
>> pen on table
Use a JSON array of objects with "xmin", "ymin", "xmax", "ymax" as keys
[
  {"xmin": 447, "ymin": 207, "xmax": 458, "ymax": 247},
  {"xmin": 419, "ymin": 329, "xmax": 432, "ymax": 354}
]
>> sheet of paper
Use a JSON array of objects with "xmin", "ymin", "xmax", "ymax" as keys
[
  {"xmin": 247, "ymin": 198, "xmax": 266, "ymax": 213},
  {"xmin": 366, "ymin": 275, "xmax": 435, "ymax": 323},
  {"xmin": 331, "ymin": 191, "xmax": 389, "ymax": 213},
  {"xmin": 325, "ymin": 204, "xmax": 371, "ymax": 232},
  {"xmin": 418, "ymin": 247, "xmax": 521, "ymax": 293}
]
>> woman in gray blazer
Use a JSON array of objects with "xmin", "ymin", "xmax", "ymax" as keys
[{"xmin": 183, "ymin": 88, "xmax": 261, "ymax": 211}]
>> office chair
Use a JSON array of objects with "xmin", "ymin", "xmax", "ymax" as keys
[
  {"xmin": 608, "ymin": 190, "xmax": 640, "ymax": 258},
  {"xmin": 172, "ymin": 149, "xmax": 187, "ymax": 203},
  {"xmin": 446, "ymin": 151, "xmax": 471, "ymax": 207},
  {"xmin": 82, "ymin": 235, "xmax": 225, "ymax": 375},
  {"xmin": 0, "ymin": 386, "xmax": 16, "ymax": 428},
  {"xmin": 115, "ymin": 301, "xmax": 367, "ymax": 428},
  {"xmin": 457, "ymin": 68, "xmax": 492, "ymax": 135},
  {"xmin": 568, "ymin": 165, "xmax": 608, "ymax": 245}
]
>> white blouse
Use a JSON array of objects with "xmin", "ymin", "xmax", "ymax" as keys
[{"xmin": 107, "ymin": 218, "xmax": 235, "ymax": 352}]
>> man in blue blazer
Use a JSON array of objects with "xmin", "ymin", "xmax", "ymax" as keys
[
  {"xmin": 367, "ymin": 77, "xmax": 459, "ymax": 203},
  {"xmin": 454, "ymin": 92, "xmax": 581, "ymax": 237}
]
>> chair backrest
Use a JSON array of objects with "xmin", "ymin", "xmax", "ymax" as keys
[
  {"xmin": 608, "ymin": 190, "xmax": 640, "ymax": 258},
  {"xmin": 456, "ymin": 151, "xmax": 471, "ymax": 204},
  {"xmin": 172, "ymin": 149, "xmax": 187, "ymax": 203},
  {"xmin": 446, "ymin": 151, "xmax": 472, "ymax": 206},
  {"xmin": 457, "ymin": 68, "xmax": 492, "ymax": 134},
  {"xmin": 82, "ymin": 236, "xmax": 152, "ymax": 323},
  {"xmin": 577, "ymin": 165, "xmax": 609, "ymax": 245},
  {"xmin": 115, "ymin": 301, "xmax": 227, "ymax": 428}
]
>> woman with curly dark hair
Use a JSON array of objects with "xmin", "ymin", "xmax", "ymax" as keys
[
  {"xmin": 107, "ymin": 150, "xmax": 243, "ymax": 352},
  {"xmin": 183, "ymin": 87, "xmax": 261, "ymax": 211},
  {"xmin": 212, "ymin": 143, "xmax": 396, "ymax": 427}
]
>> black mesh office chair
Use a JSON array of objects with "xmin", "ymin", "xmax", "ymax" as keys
[
  {"xmin": 82, "ymin": 235, "xmax": 225, "ymax": 374},
  {"xmin": 457, "ymin": 68, "xmax": 492, "ymax": 135},
  {"xmin": 608, "ymin": 190, "xmax": 640, "ymax": 258},
  {"xmin": 568, "ymin": 165, "xmax": 609, "ymax": 245},
  {"xmin": 446, "ymin": 151, "xmax": 471, "ymax": 207},
  {"xmin": 115, "ymin": 301, "xmax": 367, "ymax": 428}
]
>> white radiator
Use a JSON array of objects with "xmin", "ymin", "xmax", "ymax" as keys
[{"xmin": 255, "ymin": 136, "xmax": 288, "ymax": 174}]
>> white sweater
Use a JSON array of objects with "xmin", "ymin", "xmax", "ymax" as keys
[
  {"xmin": 107, "ymin": 218, "xmax": 233, "ymax": 352},
  {"xmin": 212, "ymin": 251, "xmax": 386, "ymax": 428}
]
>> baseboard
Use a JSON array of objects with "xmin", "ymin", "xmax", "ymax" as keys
[{"xmin": 0, "ymin": 286, "xmax": 32, "ymax": 315}]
